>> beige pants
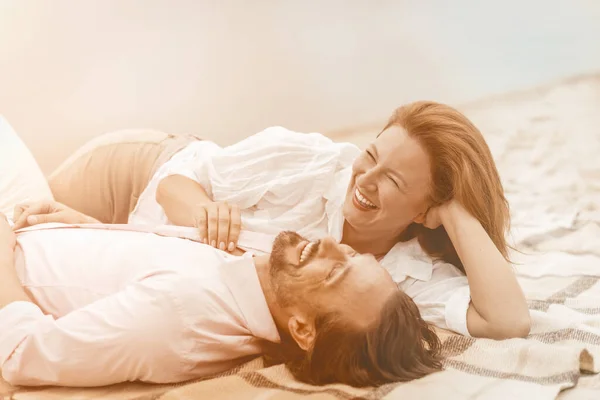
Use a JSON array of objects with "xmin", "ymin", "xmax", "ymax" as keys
[{"xmin": 48, "ymin": 130, "xmax": 201, "ymax": 224}]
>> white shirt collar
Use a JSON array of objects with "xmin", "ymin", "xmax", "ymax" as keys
[{"xmin": 380, "ymin": 239, "xmax": 433, "ymax": 282}]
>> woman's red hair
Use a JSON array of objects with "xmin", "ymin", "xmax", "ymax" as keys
[{"xmin": 385, "ymin": 101, "xmax": 510, "ymax": 271}]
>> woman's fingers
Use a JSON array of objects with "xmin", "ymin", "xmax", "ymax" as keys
[
  {"xmin": 194, "ymin": 202, "xmax": 241, "ymax": 252},
  {"xmin": 194, "ymin": 207, "xmax": 208, "ymax": 244},
  {"xmin": 228, "ymin": 204, "xmax": 241, "ymax": 252},
  {"xmin": 423, "ymin": 206, "xmax": 443, "ymax": 230},
  {"xmin": 217, "ymin": 202, "xmax": 230, "ymax": 251},
  {"xmin": 206, "ymin": 203, "xmax": 219, "ymax": 248}
]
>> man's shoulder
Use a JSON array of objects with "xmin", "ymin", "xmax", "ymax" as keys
[
  {"xmin": 161, "ymin": 257, "xmax": 259, "ymax": 335},
  {"xmin": 164, "ymin": 255, "xmax": 255, "ymax": 307}
]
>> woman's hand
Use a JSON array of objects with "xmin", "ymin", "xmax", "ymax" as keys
[
  {"xmin": 192, "ymin": 201, "xmax": 241, "ymax": 252},
  {"xmin": 157, "ymin": 175, "xmax": 242, "ymax": 253},
  {"xmin": 422, "ymin": 201, "xmax": 454, "ymax": 230},
  {"xmin": 12, "ymin": 200, "xmax": 99, "ymax": 230}
]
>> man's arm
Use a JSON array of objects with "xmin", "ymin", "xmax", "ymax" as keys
[
  {"xmin": 0, "ymin": 278, "xmax": 191, "ymax": 387},
  {"xmin": 0, "ymin": 214, "xmax": 31, "ymax": 309}
]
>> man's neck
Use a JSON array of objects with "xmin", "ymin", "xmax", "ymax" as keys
[
  {"xmin": 253, "ymin": 255, "xmax": 290, "ymax": 330},
  {"xmin": 341, "ymin": 221, "xmax": 405, "ymax": 258}
]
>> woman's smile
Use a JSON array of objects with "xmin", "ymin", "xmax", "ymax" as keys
[{"xmin": 352, "ymin": 187, "xmax": 378, "ymax": 211}]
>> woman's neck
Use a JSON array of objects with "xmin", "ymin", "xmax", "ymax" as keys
[{"xmin": 341, "ymin": 221, "xmax": 403, "ymax": 258}]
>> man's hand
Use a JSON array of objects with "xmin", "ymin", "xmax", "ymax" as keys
[
  {"xmin": 12, "ymin": 200, "xmax": 100, "ymax": 230},
  {"xmin": 1, "ymin": 212, "xmax": 16, "ymax": 250},
  {"xmin": 0, "ymin": 212, "xmax": 31, "ymax": 307}
]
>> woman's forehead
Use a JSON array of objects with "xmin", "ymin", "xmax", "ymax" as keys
[
  {"xmin": 374, "ymin": 126, "xmax": 417, "ymax": 154},
  {"xmin": 372, "ymin": 127, "xmax": 432, "ymax": 184}
]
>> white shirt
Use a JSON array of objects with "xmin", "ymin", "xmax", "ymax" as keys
[
  {"xmin": 130, "ymin": 127, "xmax": 472, "ymax": 336},
  {"xmin": 0, "ymin": 224, "xmax": 279, "ymax": 387}
]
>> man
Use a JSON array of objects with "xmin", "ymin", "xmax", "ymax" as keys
[{"xmin": 0, "ymin": 201, "xmax": 441, "ymax": 388}]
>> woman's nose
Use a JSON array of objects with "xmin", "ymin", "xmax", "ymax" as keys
[{"xmin": 356, "ymin": 168, "xmax": 378, "ymax": 192}]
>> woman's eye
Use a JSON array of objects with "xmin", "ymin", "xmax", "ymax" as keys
[
  {"xmin": 365, "ymin": 150, "xmax": 375, "ymax": 161},
  {"xmin": 389, "ymin": 176, "xmax": 400, "ymax": 188}
]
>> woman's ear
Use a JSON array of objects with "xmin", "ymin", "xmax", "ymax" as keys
[{"xmin": 287, "ymin": 315, "xmax": 316, "ymax": 351}]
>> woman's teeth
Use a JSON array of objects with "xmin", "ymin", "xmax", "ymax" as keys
[
  {"xmin": 300, "ymin": 242, "xmax": 315, "ymax": 263},
  {"xmin": 354, "ymin": 189, "xmax": 377, "ymax": 209}
]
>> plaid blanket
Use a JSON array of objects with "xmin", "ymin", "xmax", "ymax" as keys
[
  {"xmin": 2, "ymin": 74, "xmax": 599, "ymax": 399},
  {"xmin": 3, "ymin": 270, "xmax": 600, "ymax": 400}
]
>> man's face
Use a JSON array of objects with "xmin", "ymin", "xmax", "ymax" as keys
[{"xmin": 269, "ymin": 231, "xmax": 398, "ymax": 343}]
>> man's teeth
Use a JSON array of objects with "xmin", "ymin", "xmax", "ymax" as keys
[
  {"xmin": 300, "ymin": 242, "xmax": 315, "ymax": 263},
  {"xmin": 355, "ymin": 189, "xmax": 376, "ymax": 209}
]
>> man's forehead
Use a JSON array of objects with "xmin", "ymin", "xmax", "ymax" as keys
[{"xmin": 333, "ymin": 292, "xmax": 383, "ymax": 330}]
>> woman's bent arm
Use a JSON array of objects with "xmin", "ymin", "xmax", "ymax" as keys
[
  {"xmin": 156, "ymin": 175, "xmax": 241, "ymax": 250},
  {"xmin": 156, "ymin": 175, "xmax": 212, "ymax": 227},
  {"xmin": 440, "ymin": 201, "xmax": 530, "ymax": 339}
]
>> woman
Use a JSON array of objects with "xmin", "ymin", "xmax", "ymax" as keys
[{"xmin": 18, "ymin": 101, "xmax": 530, "ymax": 340}]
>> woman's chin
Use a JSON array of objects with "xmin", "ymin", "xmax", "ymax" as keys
[{"xmin": 343, "ymin": 201, "xmax": 375, "ymax": 229}]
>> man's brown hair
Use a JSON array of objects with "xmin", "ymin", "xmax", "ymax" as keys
[{"xmin": 269, "ymin": 290, "xmax": 442, "ymax": 387}]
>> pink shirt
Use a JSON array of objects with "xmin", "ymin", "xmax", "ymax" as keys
[{"xmin": 0, "ymin": 224, "xmax": 280, "ymax": 387}]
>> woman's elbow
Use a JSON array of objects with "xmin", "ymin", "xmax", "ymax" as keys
[
  {"xmin": 515, "ymin": 312, "xmax": 532, "ymax": 337},
  {"xmin": 492, "ymin": 312, "xmax": 531, "ymax": 339},
  {"xmin": 155, "ymin": 177, "xmax": 170, "ymax": 204}
]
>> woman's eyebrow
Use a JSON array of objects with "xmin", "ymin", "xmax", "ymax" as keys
[{"xmin": 372, "ymin": 144, "xmax": 408, "ymax": 187}]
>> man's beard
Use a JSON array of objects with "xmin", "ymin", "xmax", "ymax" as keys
[
  {"xmin": 269, "ymin": 231, "xmax": 303, "ymax": 274},
  {"xmin": 268, "ymin": 231, "xmax": 304, "ymax": 307}
]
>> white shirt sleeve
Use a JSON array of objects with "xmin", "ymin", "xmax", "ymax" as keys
[
  {"xmin": 401, "ymin": 262, "xmax": 472, "ymax": 336},
  {"xmin": 160, "ymin": 140, "xmax": 223, "ymax": 195},
  {"xmin": 131, "ymin": 126, "xmax": 360, "ymax": 235},
  {"xmin": 208, "ymin": 127, "xmax": 360, "ymax": 237},
  {"xmin": 208, "ymin": 127, "xmax": 359, "ymax": 207},
  {"xmin": 0, "ymin": 278, "xmax": 191, "ymax": 387},
  {"xmin": 129, "ymin": 140, "xmax": 223, "ymax": 225}
]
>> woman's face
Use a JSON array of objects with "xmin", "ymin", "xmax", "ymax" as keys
[{"xmin": 343, "ymin": 125, "xmax": 432, "ymax": 237}]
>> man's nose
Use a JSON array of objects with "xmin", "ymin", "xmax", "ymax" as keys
[
  {"xmin": 339, "ymin": 244, "xmax": 356, "ymax": 257},
  {"xmin": 318, "ymin": 237, "xmax": 344, "ymax": 257}
]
